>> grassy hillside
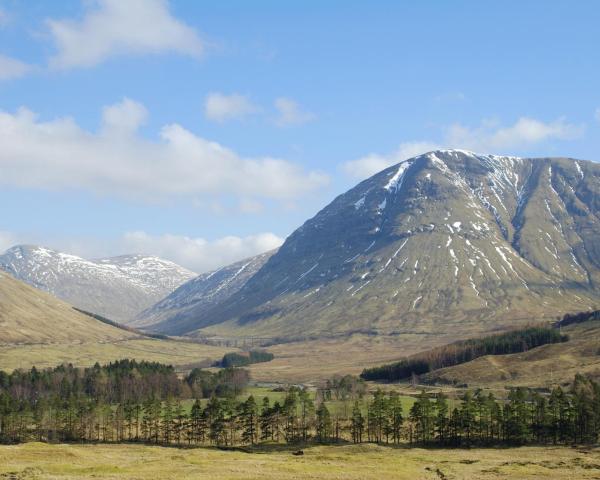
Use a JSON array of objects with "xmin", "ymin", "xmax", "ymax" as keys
[
  {"xmin": 0, "ymin": 443, "xmax": 599, "ymax": 479},
  {"xmin": 361, "ymin": 326, "xmax": 567, "ymax": 381},
  {"xmin": 0, "ymin": 271, "xmax": 134, "ymax": 344},
  {"xmin": 424, "ymin": 319, "xmax": 600, "ymax": 387},
  {"xmin": 0, "ymin": 271, "xmax": 233, "ymax": 371}
]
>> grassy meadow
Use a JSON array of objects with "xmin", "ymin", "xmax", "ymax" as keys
[
  {"xmin": 0, "ymin": 338, "xmax": 233, "ymax": 372},
  {"xmin": 1, "ymin": 443, "xmax": 599, "ymax": 479}
]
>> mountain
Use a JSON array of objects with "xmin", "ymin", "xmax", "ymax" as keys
[
  {"xmin": 0, "ymin": 246, "xmax": 196, "ymax": 323},
  {"xmin": 162, "ymin": 150, "xmax": 600, "ymax": 340},
  {"xmin": 0, "ymin": 270, "xmax": 134, "ymax": 344},
  {"xmin": 134, "ymin": 250, "xmax": 276, "ymax": 332}
]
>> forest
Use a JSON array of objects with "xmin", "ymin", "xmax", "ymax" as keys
[
  {"xmin": 360, "ymin": 326, "xmax": 567, "ymax": 381},
  {"xmin": 0, "ymin": 360, "xmax": 598, "ymax": 447}
]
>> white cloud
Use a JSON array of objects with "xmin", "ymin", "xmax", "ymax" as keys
[
  {"xmin": 102, "ymin": 97, "xmax": 148, "ymax": 134},
  {"xmin": 274, "ymin": 97, "xmax": 315, "ymax": 126},
  {"xmin": 0, "ymin": 100, "xmax": 329, "ymax": 201},
  {"xmin": 121, "ymin": 231, "xmax": 283, "ymax": 273},
  {"xmin": 47, "ymin": 0, "xmax": 204, "ymax": 69},
  {"xmin": 342, "ymin": 142, "xmax": 440, "ymax": 179},
  {"xmin": 595, "ymin": 108, "xmax": 600, "ymax": 123},
  {"xmin": 342, "ymin": 116, "xmax": 585, "ymax": 180},
  {"xmin": 0, "ymin": 53, "xmax": 33, "ymax": 80},
  {"xmin": 445, "ymin": 117, "xmax": 584, "ymax": 151},
  {"xmin": 204, "ymin": 93, "xmax": 260, "ymax": 123}
]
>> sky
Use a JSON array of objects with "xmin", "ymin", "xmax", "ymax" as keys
[{"xmin": 0, "ymin": 0, "xmax": 599, "ymax": 273}]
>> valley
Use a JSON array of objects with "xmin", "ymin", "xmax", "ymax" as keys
[{"xmin": 2, "ymin": 3, "xmax": 598, "ymax": 478}]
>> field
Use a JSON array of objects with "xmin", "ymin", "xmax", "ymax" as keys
[
  {"xmin": 247, "ymin": 332, "xmax": 459, "ymax": 384},
  {"xmin": 0, "ymin": 338, "xmax": 233, "ymax": 372},
  {"xmin": 1, "ymin": 443, "xmax": 599, "ymax": 479}
]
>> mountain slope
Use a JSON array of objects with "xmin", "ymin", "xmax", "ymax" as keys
[
  {"xmin": 0, "ymin": 246, "xmax": 196, "ymax": 323},
  {"xmin": 0, "ymin": 270, "xmax": 134, "ymax": 344},
  {"xmin": 135, "ymin": 250, "xmax": 276, "ymax": 332},
  {"xmin": 168, "ymin": 150, "xmax": 600, "ymax": 339}
]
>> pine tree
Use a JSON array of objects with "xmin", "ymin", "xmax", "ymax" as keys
[
  {"xmin": 315, "ymin": 402, "xmax": 332, "ymax": 443},
  {"xmin": 434, "ymin": 392, "xmax": 449, "ymax": 444},
  {"xmin": 240, "ymin": 395, "xmax": 258, "ymax": 445},
  {"xmin": 259, "ymin": 397, "xmax": 272, "ymax": 441},
  {"xmin": 387, "ymin": 392, "xmax": 403, "ymax": 444},
  {"xmin": 350, "ymin": 401, "xmax": 364, "ymax": 444},
  {"xmin": 298, "ymin": 389, "xmax": 314, "ymax": 443}
]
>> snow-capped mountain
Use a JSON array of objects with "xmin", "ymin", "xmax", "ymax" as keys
[
  {"xmin": 162, "ymin": 150, "xmax": 600, "ymax": 340},
  {"xmin": 0, "ymin": 246, "xmax": 196, "ymax": 323},
  {"xmin": 134, "ymin": 250, "xmax": 276, "ymax": 332}
]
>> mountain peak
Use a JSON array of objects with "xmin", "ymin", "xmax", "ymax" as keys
[{"xmin": 156, "ymin": 152, "xmax": 600, "ymax": 340}]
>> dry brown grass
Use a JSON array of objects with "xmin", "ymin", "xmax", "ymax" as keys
[
  {"xmin": 247, "ymin": 332, "xmax": 461, "ymax": 384},
  {"xmin": 0, "ymin": 272, "xmax": 132, "ymax": 344},
  {"xmin": 0, "ymin": 338, "xmax": 234, "ymax": 372},
  {"xmin": 425, "ymin": 320, "xmax": 600, "ymax": 388},
  {"xmin": 1, "ymin": 443, "xmax": 599, "ymax": 479}
]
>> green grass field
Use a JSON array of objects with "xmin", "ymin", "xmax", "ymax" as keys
[{"xmin": 0, "ymin": 443, "xmax": 598, "ymax": 479}]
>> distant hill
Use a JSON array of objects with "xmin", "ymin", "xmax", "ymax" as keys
[
  {"xmin": 0, "ymin": 270, "xmax": 135, "ymax": 344},
  {"xmin": 0, "ymin": 245, "xmax": 196, "ymax": 324},
  {"xmin": 161, "ymin": 150, "xmax": 600, "ymax": 340},
  {"xmin": 136, "ymin": 250, "xmax": 276, "ymax": 333}
]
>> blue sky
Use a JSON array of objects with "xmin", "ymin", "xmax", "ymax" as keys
[{"xmin": 0, "ymin": 0, "xmax": 599, "ymax": 272}]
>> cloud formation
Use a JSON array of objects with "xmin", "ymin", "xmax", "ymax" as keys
[
  {"xmin": 342, "ymin": 142, "xmax": 440, "ymax": 179},
  {"xmin": 120, "ymin": 231, "xmax": 283, "ymax": 273},
  {"xmin": 274, "ymin": 97, "xmax": 315, "ymax": 126},
  {"xmin": 47, "ymin": 0, "xmax": 204, "ymax": 69},
  {"xmin": 0, "ymin": 99, "xmax": 328, "ymax": 201},
  {"xmin": 445, "ymin": 117, "xmax": 584, "ymax": 151},
  {"xmin": 204, "ymin": 93, "xmax": 260, "ymax": 122},
  {"xmin": 0, "ymin": 54, "xmax": 33, "ymax": 80},
  {"xmin": 342, "ymin": 117, "xmax": 585, "ymax": 179},
  {"xmin": 595, "ymin": 108, "xmax": 600, "ymax": 123}
]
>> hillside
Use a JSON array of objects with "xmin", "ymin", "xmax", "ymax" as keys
[
  {"xmin": 423, "ymin": 318, "xmax": 600, "ymax": 388},
  {"xmin": 0, "ymin": 270, "xmax": 234, "ymax": 371},
  {"xmin": 0, "ymin": 245, "xmax": 196, "ymax": 323},
  {"xmin": 153, "ymin": 150, "xmax": 600, "ymax": 340},
  {"xmin": 136, "ymin": 250, "xmax": 275, "ymax": 332},
  {"xmin": 0, "ymin": 270, "xmax": 133, "ymax": 344}
]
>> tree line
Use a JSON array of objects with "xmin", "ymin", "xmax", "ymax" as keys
[
  {"xmin": 556, "ymin": 309, "xmax": 600, "ymax": 328},
  {"xmin": 1, "ymin": 363, "xmax": 598, "ymax": 447},
  {"xmin": 219, "ymin": 350, "xmax": 275, "ymax": 368},
  {"xmin": 360, "ymin": 327, "xmax": 567, "ymax": 382},
  {"xmin": 0, "ymin": 360, "xmax": 249, "ymax": 406}
]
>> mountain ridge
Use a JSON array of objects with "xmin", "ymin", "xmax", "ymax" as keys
[
  {"xmin": 0, "ymin": 245, "xmax": 196, "ymax": 323},
  {"xmin": 134, "ymin": 249, "xmax": 276, "ymax": 331}
]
